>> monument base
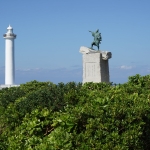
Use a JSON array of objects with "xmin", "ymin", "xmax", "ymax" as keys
[{"xmin": 80, "ymin": 46, "xmax": 112, "ymax": 83}]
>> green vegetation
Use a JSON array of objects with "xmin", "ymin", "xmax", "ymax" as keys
[{"xmin": 0, "ymin": 74, "xmax": 150, "ymax": 150}]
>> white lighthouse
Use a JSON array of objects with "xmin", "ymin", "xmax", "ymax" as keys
[{"xmin": 3, "ymin": 25, "xmax": 16, "ymax": 85}]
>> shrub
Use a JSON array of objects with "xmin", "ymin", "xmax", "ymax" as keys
[{"xmin": 1, "ymin": 75, "xmax": 150, "ymax": 149}]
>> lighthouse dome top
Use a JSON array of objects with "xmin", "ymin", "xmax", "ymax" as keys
[
  {"xmin": 7, "ymin": 25, "xmax": 13, "ymax": 30},
  {"xmin": 3, "ymin": 25, "xmax": 16, "ymax": 39}
]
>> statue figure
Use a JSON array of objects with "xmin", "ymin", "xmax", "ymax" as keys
[{"xmin": 89, "ymin": 29, "xmax": 102, "ymax": 50}]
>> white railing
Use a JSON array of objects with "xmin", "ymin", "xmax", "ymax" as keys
[{"xmin": 0, "ymin": 84, "xmax": 20, "ymax": 89}]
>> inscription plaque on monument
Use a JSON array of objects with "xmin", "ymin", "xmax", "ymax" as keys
[{"xmin": 85, "ymin": 62, "xmax": 96, "ymax": 78}]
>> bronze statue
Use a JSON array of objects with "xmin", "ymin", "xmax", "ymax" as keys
[{"xmin": 89, "ymin": 29, "xmax": 102, "ymax": 50}]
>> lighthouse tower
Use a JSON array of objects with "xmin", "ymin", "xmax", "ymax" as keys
[{"xmin": 3, "ymin": 25, "xmax": 16, "ymax": 85}]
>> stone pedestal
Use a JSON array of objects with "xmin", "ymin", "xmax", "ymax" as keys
[{"xmin": 80, "ymin": 46, "xmax": 112, "ymax": 83}]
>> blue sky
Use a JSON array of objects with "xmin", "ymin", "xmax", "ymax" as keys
[{"xmin": 0, "ymin": 0, "xmax": 150, "ymax": 84}]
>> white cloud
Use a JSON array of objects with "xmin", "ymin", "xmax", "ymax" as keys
[
  {"xmin": 16, "ymin": 68, "xmax": 44, "ymax": 72},
  {"xmin": 14, "ymin": 67, "xmax": 82, "ymax": 84},
  {"xmin": 120, "ymin": 65, "xmax": 133, "ymax": 70}
]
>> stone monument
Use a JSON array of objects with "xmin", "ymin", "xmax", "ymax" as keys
[{"xmin": 79, "ymin": 29, "xmax": 112, "ymax": 83}]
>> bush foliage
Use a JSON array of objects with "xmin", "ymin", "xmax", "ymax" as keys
[{"xmin": 0, "ymin": 74, "xmax": 150, "ymax": 149}]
